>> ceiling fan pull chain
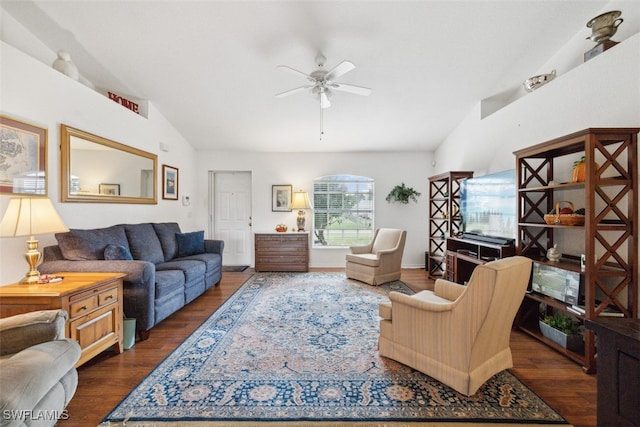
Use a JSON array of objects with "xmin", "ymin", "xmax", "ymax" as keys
[{"xmin": 319, "ymin": 101, "xmax": 324, "ymax": 140}]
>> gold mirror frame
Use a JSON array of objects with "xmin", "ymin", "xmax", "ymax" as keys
[{"xmin": 60, "ymin": 124, "xmax": 157, "ymax": 204}]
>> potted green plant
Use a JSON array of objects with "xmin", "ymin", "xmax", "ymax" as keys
[
  {"xmin": 385, "ymin": 183, "xmax": 421, "ymax": 204},
  {"xmin": 539, "ymin": 313, "xmax": 583, "ymax": 352}
]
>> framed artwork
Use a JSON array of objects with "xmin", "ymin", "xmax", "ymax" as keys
[
  {"xmin": 0, "ymin": 115, "xmax": 47, "ymax": 195},
  {"xmin": 272, "ymin": 184, "xmax": 292, "ymax": 212},
  {"xmin": 162, "ymin": 164, "xmax": 179, "ymax": 200},
  {"xmin": 99, "ymin": 183, "xmax": 120, "ymax": 196}
]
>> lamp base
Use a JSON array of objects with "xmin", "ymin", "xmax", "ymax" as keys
[
  {"xmin": 296, "ymin": 210, "xmax": 306, "ymax": 232},
  {"xmin": 20, "ymin": 237, "xmax": 42, "ymax": 284}
]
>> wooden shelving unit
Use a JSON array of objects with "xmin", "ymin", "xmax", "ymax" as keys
[
  {"xmin": 514, "ymin": 128, "xmax": 638, "ymax": 373},
  {"xmin": 427, "ymin": 171, "xmax": 473, "ymax": 279}
]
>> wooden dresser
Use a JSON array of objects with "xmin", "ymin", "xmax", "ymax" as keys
[
  {"xmin": 0, "ymin": 272, "xmax": 125, "ymax": 367},
  {"xmin": 255, "ymin": 232, "xmax": 309, "ymax": 272}
]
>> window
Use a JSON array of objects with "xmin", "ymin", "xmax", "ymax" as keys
[{"xmin": 313, "ymin": 175, "xmax": 374, "ymax": 247}]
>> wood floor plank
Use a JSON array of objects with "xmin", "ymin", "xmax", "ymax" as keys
[{"xmin": 57, "ymin": 268, "xmax": 596, "ymax": 426}]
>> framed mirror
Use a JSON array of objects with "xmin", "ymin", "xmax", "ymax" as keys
[{"xmin": 60, "ymin": 124, "xmax": 157, "ymax": 204}]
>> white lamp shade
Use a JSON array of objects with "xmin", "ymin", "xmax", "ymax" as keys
[
  {"xmin": 0, "ymin": 197, "xmax": 68, "ymax": 237},
  {"xmin": 290, "ymin": 190, "xmax": 312, "ymax": 210}
]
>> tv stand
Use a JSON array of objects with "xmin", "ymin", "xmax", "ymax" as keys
[{"xmin": 445, "ymin": 237, "xmax": 515, "ymax": 284}]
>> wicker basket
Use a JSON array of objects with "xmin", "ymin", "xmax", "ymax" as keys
[{"xmin": 544, "ymin": 201, "xmax": 585, "ymax": 225}]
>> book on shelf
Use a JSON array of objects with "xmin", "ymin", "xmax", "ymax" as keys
[{"xmin": 569, "ymin": 304, "xmax": 624, "ymax": 317}]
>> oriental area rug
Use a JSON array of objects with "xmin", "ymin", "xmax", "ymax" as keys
[{"xmin": 102, "ymin": 272, "xmax": 568, "ymax": 426}]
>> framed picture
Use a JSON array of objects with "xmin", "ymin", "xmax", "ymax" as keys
[
  {"xmin": 0, "ymin": 115, "xmax": 47, "ymax": 195},
  {"xmin": 99, "ymin": 183, "xmax": 120, "ymax": 196},
  {"xmin": 272, "ymin": 184, "xmax": 292, "ymax": 212},
  {"xmin": 162, "ymin": 164, "xmax": 179, "ymax": 200}
]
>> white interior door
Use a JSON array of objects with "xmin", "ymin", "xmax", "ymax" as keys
[{"xmin": 210, "ymin": 171, "xmax": 252, "ymax": 266}]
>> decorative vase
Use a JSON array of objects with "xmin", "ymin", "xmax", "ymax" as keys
[
  {"xmin": 586, "ymin": 10, "xmax": 623, "ymax": 43},
  {"xmin": 52, "ymin": 50, "xmax": 80, "ymax": 80},
  {"xmin": 547, "ymin": 244, "xmax": 561, "ymax": 262}
]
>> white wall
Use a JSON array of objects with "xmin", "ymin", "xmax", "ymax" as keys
[
  {"xmin": 194, "ymin": 151, "xmax": 433, "ymax": 268},
  {"xmin": 433, "ymin": 31, "xmax": 640, "ymax": 306},
  {"xmin": 0, "ymin": 42, "xmax": 199, "ymax": 283}
]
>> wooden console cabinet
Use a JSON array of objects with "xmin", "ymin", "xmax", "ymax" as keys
[
  {"xmin": 254, "ymin": 232, "xmax": 309, "ymax": 272},
  {"xmin": 586, "ymin": 318, "xmax": 640, "ymax": 426},
  {"xmin": 0, "ymin": 272, "xmax": 125, "ymax": 367}
]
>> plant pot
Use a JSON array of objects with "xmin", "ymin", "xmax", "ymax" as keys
[{"xmin": 539, "ymin": 320, "xmax": 583, "ymax": 353}]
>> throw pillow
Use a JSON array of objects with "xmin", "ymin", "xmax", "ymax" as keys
[
  {"xmin": 176, "ymin": 231, "xmax": 205, "ymax": 258},
  {"xmin": 104, "ymin": 244, "xmax": 134, "ymax": 261}
]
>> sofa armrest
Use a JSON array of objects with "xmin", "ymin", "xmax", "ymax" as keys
[
  {"xmin": 0, "ymin": 310, "xmax": 67, "ymax": 356},
  {"xmin": 204, "ymin": 239, "xmax": 224, "ymax": 255},
  {"xmin": 39, "ymin": 259, "xmax": 154, "ymax": 285}
]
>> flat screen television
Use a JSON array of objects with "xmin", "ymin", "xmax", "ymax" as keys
[
  {"xmin": 460, "ymin": 169, "xmax": 517, "ymax": 240},
  {"xmin": 530, "ymin": 262, "xmax": 582, "ymax": 305}
]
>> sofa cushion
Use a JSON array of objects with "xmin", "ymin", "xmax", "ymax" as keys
[
  {"xmin": 176, "ymin": 231, "xmax": 205, "ymax": 258},
  {"xmin": 104, "ymin": 244, "xmax": 133, "ymax": 261},
  {"xmin": 124, "ymin": 224, "xmax": 165, "ymax": 265},
  {"xmin": 154, "ymin": 270, "xmax": 185, "ymax": 300},
  {"xmin": 56, "ymin": 225, "xmax": 128, "ymax": 261},
  {"xmin": 153, "ymin": 222, "xmax": 182, "ymax": 261}
]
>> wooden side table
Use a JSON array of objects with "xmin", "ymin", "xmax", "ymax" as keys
[
  {"xmin": 0, "ymin": 272, "xmax": 125, "ymax": 367},
  {"xmin": 255, "ymin": 232, "xmax": 309, "ymax": 272}
]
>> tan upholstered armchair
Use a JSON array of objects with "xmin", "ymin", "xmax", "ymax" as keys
[
  {"xmin": 345, "ymin": 228, "xmax": 406, "ymax": 286},
  {"xmin": 378, "ymin": 256, "xmax": 532, "ymax": 396}
]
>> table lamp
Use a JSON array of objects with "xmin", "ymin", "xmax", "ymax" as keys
[
  {"xmin": 290, "ymin": 190, "xmax": 312, "ymax": 232},
  {"xmin": 0, "ymin": 197, "xmax": 68, "ymax": 283}
]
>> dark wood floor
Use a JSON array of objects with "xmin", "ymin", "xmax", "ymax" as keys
[{"xmin": 59, "ymin": 268, "xmax": 596, "ymax": 426}]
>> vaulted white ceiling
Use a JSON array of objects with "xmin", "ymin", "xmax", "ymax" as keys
[{"xmin": 3, "ymin": 1, "xmax": 610, "ymax": 152}]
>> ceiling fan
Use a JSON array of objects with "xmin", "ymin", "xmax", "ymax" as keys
[{"xmin": 276, "ymin": 53, "xmax": 372, "ymax": 109}]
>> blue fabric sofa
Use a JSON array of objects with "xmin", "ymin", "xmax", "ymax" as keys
[{"xmin": 39, "ymin": 222, "xmax": 223, "ymax": 338}]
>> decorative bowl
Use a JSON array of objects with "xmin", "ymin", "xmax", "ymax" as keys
[{"xmin": 523, "ymin": 70, "xmax": 556, "ymax": 92}]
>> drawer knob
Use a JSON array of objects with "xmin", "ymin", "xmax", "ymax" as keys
[{"xmin": 80, "ymin": 305, "xmax": 87, "ymax": 311}]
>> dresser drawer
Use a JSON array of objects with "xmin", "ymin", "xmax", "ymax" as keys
[
  {"xmin": 99, "ymin": 287, "xmax": 118, "ymax": 306},
  {"xmin": 70, "ymin": 295, "xmax": 99, "ymax": 317}
]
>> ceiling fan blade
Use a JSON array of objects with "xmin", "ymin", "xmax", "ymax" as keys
[
  {"xmin": 325, "ymin": 60, "xmax": 355, "ymax": 81},
  {"xmin": 320, "ymin": 91, "xmax": 331, "ymax": 109},
  {"xmin": 275, "ymin": 86, "xmax": 311, "ymax": 98},
  {"xmin": 330, "ymin": 82, "xmax": 372, "ymax": 96},
  {"xmin": 277, "ymin": 65, "xmax": 314, "ymax": 82}
]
